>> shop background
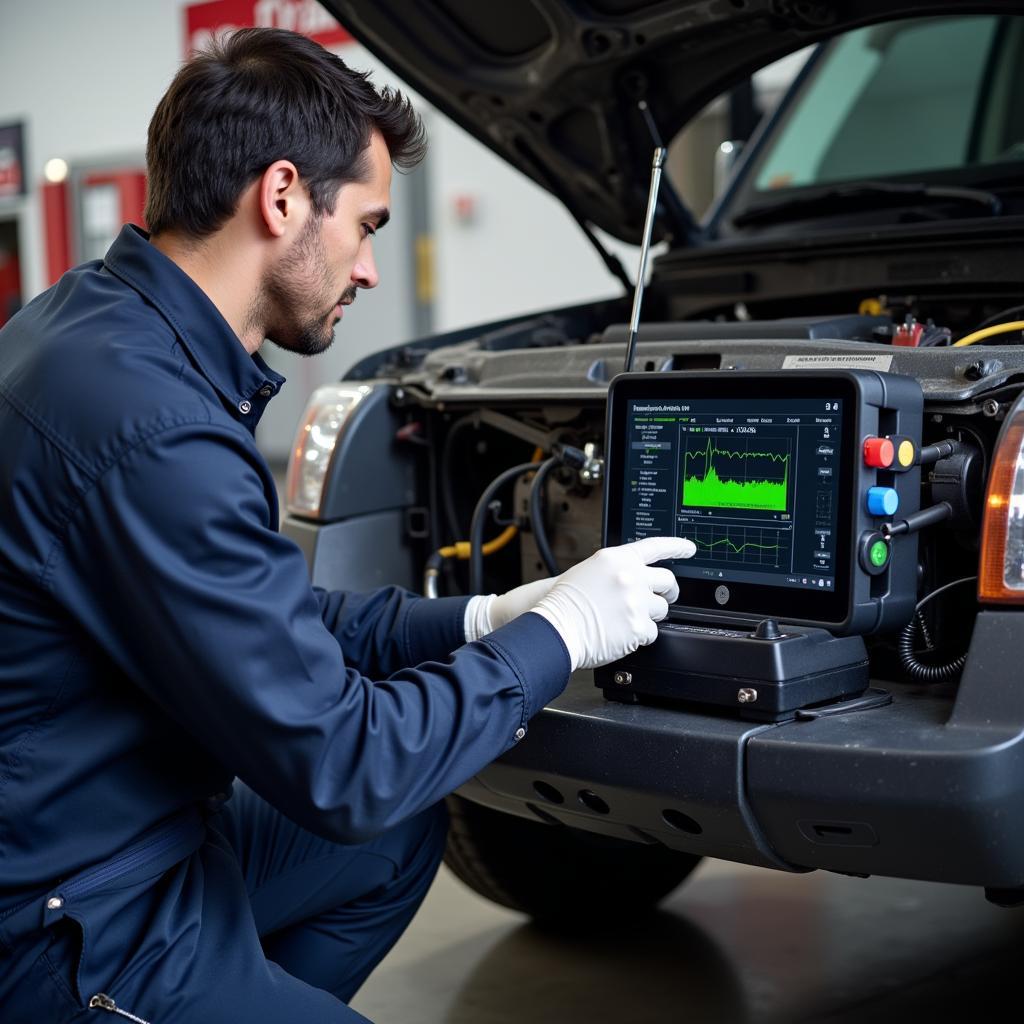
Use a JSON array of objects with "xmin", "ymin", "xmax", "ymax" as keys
[{"xmin": 0, "ymin": 0, "xmax": 804, "ymax": 460}]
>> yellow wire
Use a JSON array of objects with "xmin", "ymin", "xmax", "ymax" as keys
[
  {"xmin": 953, "ymin": 320, "xmax": 1024, "ymax": 347},
  {"xmin": 439, "ymin": 526, "xmax": 519, "ymax": 560},
  {"xmin": 436, "ymin": 447, "xmax": 545, "ymax": 561}
]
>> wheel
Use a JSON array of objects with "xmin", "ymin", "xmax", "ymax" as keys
[{"xmin": 443, "ymin": 794, "xmax": 702, "ymax": 927}]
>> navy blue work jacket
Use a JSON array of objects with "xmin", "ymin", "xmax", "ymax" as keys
[{"xmin": 0, "ymin": 224, "xmax": 570, "ymax": 921}]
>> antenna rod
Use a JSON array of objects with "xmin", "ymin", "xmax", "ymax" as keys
[{"xmin": 623, "ymin": 139, "xmax": 666, "ymax": 373}]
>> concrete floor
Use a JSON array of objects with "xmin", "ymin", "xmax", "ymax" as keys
[{"xmin": 351, "ymin": 858, "xmax": 1024, "ymax": 1023}]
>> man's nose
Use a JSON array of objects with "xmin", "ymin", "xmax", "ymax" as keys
[{"xmin": 352, "ymin": 246, "xmax": 379, "ymax": 289}]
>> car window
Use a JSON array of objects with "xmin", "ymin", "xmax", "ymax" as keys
[{"xmin": 752, "ymin": 15, "xmax": 1024, "ymax": 192}]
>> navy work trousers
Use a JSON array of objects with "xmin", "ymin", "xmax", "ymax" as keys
[{"xmin": 0, "ymin": 787, "xmax": 448, "ymax": 1022}]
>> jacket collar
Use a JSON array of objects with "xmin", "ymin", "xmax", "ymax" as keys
[{"xmin": 103, "ymin": 225, "xmax": 285, "ymax": 421}]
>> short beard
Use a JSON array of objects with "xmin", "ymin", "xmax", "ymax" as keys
[{"xmin": 249, "ymin": 214, "xmax": 339, "ymax": 358}]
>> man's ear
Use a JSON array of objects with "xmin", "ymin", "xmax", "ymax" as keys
[{"xmin": 257, "ymin": 160, "xmax": 308, "ymax": 239}]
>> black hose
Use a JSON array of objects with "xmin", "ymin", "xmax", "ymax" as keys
[
  {"xmin": 528, "ymin": 457, "xmax": 560, "ymax": 577},
  {"xmin": 974, "ymin": 302, "xmax": 1024, "ymax": 333},
  {"xmin": 469, "ymin": 461, "xmax": 538, "ymax": 594},
  {"xmin": 441, "ymin": 416, "xmax": 477, "ymax": 541},
  {"xmin": 898, "ymin": 576, "xmax": 977, "ymax": 683}
]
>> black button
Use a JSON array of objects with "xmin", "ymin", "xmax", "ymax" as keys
[{"xmin": 258, "ymin": 385, "xmax": 273, "ymax": 398}]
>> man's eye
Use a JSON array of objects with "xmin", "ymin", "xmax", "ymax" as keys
[{"xmin": 362, "ymin": 223, "xmax": 377, "ymax": 238}]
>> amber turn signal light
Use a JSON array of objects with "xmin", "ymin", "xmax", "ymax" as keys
[{"xmin": 979, "ymin": 396, "xmax": 1024, "ymax": 603}]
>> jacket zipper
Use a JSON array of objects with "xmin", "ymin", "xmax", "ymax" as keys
[
  {"xmin": 88, "ymin": 992, "xmax": 152, "ymax": 1024},
  {"xmin": 62, "ymin": 822, "xmax": 195, "ymax": 900}
]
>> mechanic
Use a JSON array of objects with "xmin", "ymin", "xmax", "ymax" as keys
[{"xmin": 0, "ymin": 27, "xmax": 694, "ymax": 1024}]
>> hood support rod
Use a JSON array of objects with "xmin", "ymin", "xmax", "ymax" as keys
[{"xmin": 623, "ymin": 139, "xmax": 666, "ymax": 373}]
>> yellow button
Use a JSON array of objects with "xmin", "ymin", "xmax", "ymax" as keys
[{"xmin": 898, "ymin": 439, "xmax": 915, "ymax": 467}]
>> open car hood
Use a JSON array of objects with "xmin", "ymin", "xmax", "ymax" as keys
[{"xmin": 323, "ymin": 1, "xmax": 1023, "ymax": 244}]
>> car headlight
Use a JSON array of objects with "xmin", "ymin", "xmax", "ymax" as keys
[
  {"xmin": 286, "ymin": 384, "xmax": 374, "ymax": 518},
  {"xmin": 980, "ymin": 391, "xmax": 1024, "ymax": 603}
]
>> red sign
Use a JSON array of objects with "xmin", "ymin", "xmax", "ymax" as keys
[{"xmin": 185, "ymin": 0, "xmax": 352, "ymax": 56}]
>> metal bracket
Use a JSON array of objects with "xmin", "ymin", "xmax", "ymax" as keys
[{"xmin": 478, "ymin": 409, "xmax": 554, "ymax": 451}]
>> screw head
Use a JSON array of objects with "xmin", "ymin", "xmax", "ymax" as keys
[
  {"xmin": 737, "ymin": 688, "xmax": 758, "ymax": 704},
  {"xmin": 613, "ymin": 671, "xmax": 632, "ymax": 686}
]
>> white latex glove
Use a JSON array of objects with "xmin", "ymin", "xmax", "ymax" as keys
[
  {"xmin": 464, "ymin": 576, "xmax": 559, "ymax": 642},
  {"xmin": 530, "ymin": 536, "xmax": 696, "ymax": 671}
]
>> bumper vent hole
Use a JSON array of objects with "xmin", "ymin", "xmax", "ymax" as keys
[
  {"xmin": 662, "ymin": 809, "xmax": 703, "ymax": 835},
  {"xmin": 578, "ymin": 789, "xmax": 610, "ymax": 815},
  {"xmin": 531, "ymin": 780, "xmax": 564, "ymax": 804}
]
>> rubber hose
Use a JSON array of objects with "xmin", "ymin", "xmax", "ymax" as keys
[
  {"xmin": 469, "ymin": 461, "xmax": 537, "ymax": 595},
  {"xmin": 528, "ymin": 457, "xmax": 560, "ymax": 577},
  {"xmin": 441, "ymin": 417, "xmax": 477, "ymax": 541}
]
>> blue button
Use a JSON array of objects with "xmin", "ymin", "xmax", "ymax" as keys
[{"xmin": 867, "ymin": 486, "xmax": 899, "ymax": 517}]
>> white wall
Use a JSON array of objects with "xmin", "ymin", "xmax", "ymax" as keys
[
  {"xmin": 0, "ymin": 1, "xmax": 632, "ymax": 339},
  {"xmin": 0, "ymin": 0, "xmax": 185, "ymax": 300},
  {"xmin": 426, "ymin": 112, "xmax": 634, "ymax": 332},
  {"xmin": 1, "ymin": 4, "xmax": 807, "ymax": 457}
]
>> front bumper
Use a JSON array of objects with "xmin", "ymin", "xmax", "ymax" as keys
[{"xmin": 460, "ymin": 610, "xmax": 1024, "ymax": 888}]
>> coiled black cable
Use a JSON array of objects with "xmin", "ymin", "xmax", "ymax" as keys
[
  {"xmin": 898, "ymin": 576, "xmax": 977, "ymax": 683},
  {"xmin": 469, "ymin": 461, "xmax": 538, "ymax": 595},
  {"xmin": 528, "ymin": 457, "xmax": 560, "ymax": 576}
]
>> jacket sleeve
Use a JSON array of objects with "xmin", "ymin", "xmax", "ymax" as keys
[
  {"xmin": 53, "ymin": 422, "xmax": 571, "ymax": 844},
  {"xmin": 312, "ymin": 586, "xmax": 472, "ymax": 679}
]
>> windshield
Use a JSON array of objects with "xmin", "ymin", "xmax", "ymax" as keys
[{"xmin": 738, "ymin": 15, "xmax": 1024, "ymax": 203}]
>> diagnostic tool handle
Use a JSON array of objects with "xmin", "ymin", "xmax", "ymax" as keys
[
  {"xmin": 881, "ymin": 501, "xmax": 953, "ymax": 538},
  {"xmin": 917, "ymin": 440, "xmax": 957, "ymax": 466}
]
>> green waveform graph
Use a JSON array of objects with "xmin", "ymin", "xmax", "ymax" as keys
[
  {"xmin": 695, "ymin": 536, "xmax": 782, "ymax": 556},
  {"xmin": 682, "ymin": 435, "xmax": 791, "ymax": 512},
  {"xmin": 691, "ymin": 524, "xmax": 792, "ymax": 569}
]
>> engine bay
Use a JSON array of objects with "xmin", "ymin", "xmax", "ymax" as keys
[{"xmin": 392, "ymin": 311, "xmax": 1017, "ymax": 700}]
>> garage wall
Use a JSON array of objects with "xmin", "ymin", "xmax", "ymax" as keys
[
  {"xmin": 0, "ymin": 2, "xmax": 634, "ymax": 331},
  {"xmin": 0, "ymin": 0, "xmax": 184, "ymax": 302},
  {"xmin": 0, "ymin": 4, "xmax": 802, "ymax": 457}
]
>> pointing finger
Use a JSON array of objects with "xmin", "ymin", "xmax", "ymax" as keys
[{"xmin": 623, "ymin": 536, "xmax": 696, "ymax": 565}]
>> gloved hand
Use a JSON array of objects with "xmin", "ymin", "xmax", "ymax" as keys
[
  {"xmin": 530, "ymin": 536, "xmax": 696, "ymax": 671},
  {"xmin": 464, "ymin": 576, "xmax": 558, "ymax": 642}
]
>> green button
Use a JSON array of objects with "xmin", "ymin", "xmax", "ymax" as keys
[{"xmin": 869, "ymin": 540, "xmax": 889, "ymax": 567}]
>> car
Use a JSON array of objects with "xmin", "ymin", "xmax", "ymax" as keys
[{"xmin": 282, "ymin": 0, "xmax": 1024, "ymax": 925}]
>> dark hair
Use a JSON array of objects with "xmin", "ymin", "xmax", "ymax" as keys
[{"xmin": 144, "ymin": 28, "xmax": 426, "ymax": 238}]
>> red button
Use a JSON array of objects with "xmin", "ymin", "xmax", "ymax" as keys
[{"xmin": 863, "ymin": 437, "xmax": 895, "ymax": 468}]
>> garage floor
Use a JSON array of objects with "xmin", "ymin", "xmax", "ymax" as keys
[{"xmin": 351, "ymin": 858, "xmax": 1024, "ymax": 1023}]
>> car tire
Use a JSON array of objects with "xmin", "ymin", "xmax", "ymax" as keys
[{"xmin": 443, "ymin": 794, "xmax": 702, "ymax": 927}]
